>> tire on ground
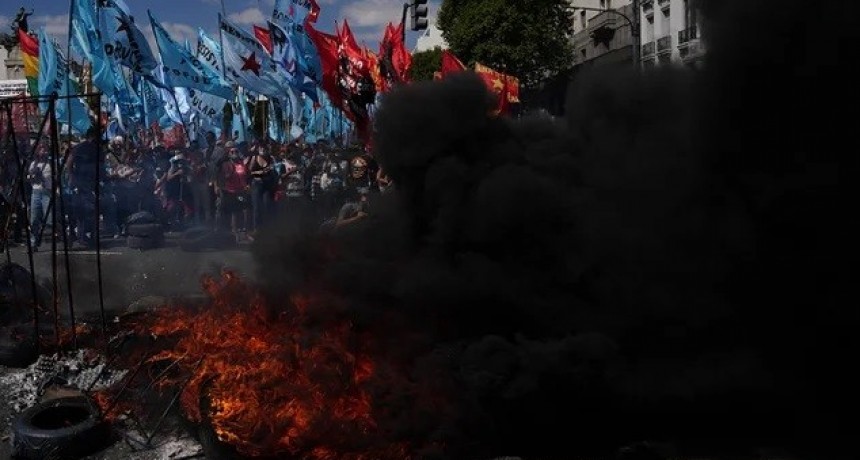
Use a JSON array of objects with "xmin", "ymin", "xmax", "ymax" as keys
[
  {"xmin": 11, "ymin": 396, "xmax": 111, "ymax": 460},
  {"xmin": 125, "ymin": 211, "xmax": 157, "ymax": 227}
]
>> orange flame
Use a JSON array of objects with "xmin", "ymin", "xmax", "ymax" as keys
[{"xmin": 138, "ymin": 273, "xmax": 410, "ymax": 459}]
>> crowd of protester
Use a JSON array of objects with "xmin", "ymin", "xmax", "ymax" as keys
[{"xmin": 1, "ymin": 126, "xmax": 390, "ymax": 251}]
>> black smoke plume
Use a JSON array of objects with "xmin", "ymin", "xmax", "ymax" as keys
[{"xmin": 253, "ymin": 0, "xmax": 858, "ymax": 458}]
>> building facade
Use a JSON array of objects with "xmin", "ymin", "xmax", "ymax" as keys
[
  {"xmin": 0, "ymin": 46, "xmax": 8, "ymax": 80},
  {"xmin": 570, "ymin": 0, "xmax": 636, "ymax": 69},
  {"xmin": 638, "ymin": 0, "xmax": 704, "ymax": 67}
]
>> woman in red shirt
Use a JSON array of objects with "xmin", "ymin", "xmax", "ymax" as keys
[{"xmin": 215, "ymin": 147, "xmax": 249, "ymax": 240}]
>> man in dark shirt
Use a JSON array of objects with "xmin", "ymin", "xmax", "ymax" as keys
[{"xmin": 65, "ymin": 127, "xmax": 102, "ymax": 249}]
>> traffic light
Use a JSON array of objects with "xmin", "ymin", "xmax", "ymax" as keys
[{"xmin": 410, "ymin": 0, "xmax": 429, "ymax": 32}]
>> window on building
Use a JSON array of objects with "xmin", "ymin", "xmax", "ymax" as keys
[
  {"xmin": 646, "ymin": 16, "xmax": 655, "ymax": 42},
  {"xmin": 581, "ymin": 48, "xmax": 587, "ymax": 60},
  {"xmin": 684, "ymin": 0, "xmax": 698, "ymax": 36},
  {"xmin": 660, "ymin": 6, "xmax": 670, "ymax": 38},
  {"xmin": 580, "ymin": 10, "xmax": 587, "ymax": 29}
]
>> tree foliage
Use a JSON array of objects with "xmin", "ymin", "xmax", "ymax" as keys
[
  {"xmin": 437, "ymin": 0, "xmax": 574, "ymax": 88},
  {"xmin": 409, "ymin": 47, "xmax": 444, "ymax": 81}
]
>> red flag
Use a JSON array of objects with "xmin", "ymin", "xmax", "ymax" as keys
[
  {"xmin": 306, "ymin": 21, "xmax": 346, "ymax": 112},
  {"xmin": 378, "ymin": 22, "xmax": 412, "ymax": 88},
  {"xmin": 338, "ymin": 20, "xmax": 361, "ymax": 58},
  {"xmin": 440, "ymin": 50, "xmax": 467, "ymax": 76},
  {"xmin": 253, "ymin": 25, "xmax": 273, "ymax": 55},
  {"xmin": 474, "ymin": 62, "xmax": 518, "ymax": 115}
]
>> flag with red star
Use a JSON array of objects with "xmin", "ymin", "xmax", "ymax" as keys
[{"xmin": 220, "ymin": 15, "xmax": 287, "ymax": 97}]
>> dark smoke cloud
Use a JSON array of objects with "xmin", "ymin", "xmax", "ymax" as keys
[{"xmin": 253, "ymin": 0, "xmax": 858, "ymax": 458}]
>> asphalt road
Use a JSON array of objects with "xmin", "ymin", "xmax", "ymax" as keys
[{"xmin": 5, "ymin": 232, "xmax": 257, "ymax": 320}]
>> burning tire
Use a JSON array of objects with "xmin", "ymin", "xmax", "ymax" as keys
[{"xmin": 11, "ymin": 396, "xmax": 111, "ymax": 460}]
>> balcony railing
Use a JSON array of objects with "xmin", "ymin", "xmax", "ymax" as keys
[
  {"xmin": 657, "ymin": 35, "xmax": 672, "ymax": 53},
  {"xmin": 678, "ymin": 25, "xmax": 698, "ymax": 44},
  {"xmin": 590, "ymin": 11, "xmax": 617, "ymax": 32},
  {"xmin": 641, "ymin": 41, "xmax": 655, "ymax": 56}
]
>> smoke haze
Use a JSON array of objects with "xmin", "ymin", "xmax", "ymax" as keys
[{"xmin": 253, "ymin": 0, "xmax": 858, "ymax": 458}]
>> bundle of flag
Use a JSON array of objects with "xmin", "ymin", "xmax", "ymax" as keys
[
  {"xmin": 18, "ymin": 29, "xmax": 40, "ymax": 96},
  {"xmin": 378, "ymin": 22, "xmax": 411, "ymax": 91},
  {"xmin": 306, "ymin": 19, "xmax": 376, "ymax": 142}
]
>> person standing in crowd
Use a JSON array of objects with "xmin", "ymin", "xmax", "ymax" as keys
[
  {"xmin": 106, "ymin": 137, "xmax": 144, "ymax": 235},
  {"xmin": 27, "ymin": 145, "xmax": 52, "ymax": 251},
  {"xmin": 280, "ymin": 150, "xmax": 307, "ymax": 220},
  {"xmin": 248, "ymin": 142, "xmax": 277, "ymax": 236},
  {"xmin": 215, "ymin": 144, "xmax": 249, "ymax": 241},
  {"xmin": 162, "ymin": 150, "xmax": 192, "ymax": 230},
  {"xmin": 319, "ymin": 152, "xmax": 347, "ymax": 220},
  {"xmin": 65, "ymin": 126, "xmax": 102, "ymax": 249},
  {"xmin": 189, "ymin": 143, "xmax": 212, "ymax": 226}
]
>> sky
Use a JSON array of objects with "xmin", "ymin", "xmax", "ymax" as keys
[{"xmin": 2, "ymin": 0, "xmax": 439, "ymax": 54}]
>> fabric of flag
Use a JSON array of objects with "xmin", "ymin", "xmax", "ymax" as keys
[
  {"xmin": 150, "ymin": 12, "xmax": 232, "ymax": 99},
  {"xmin": 379, "ymin": 22, "xmax": 411, "ymax": 88},
  {"xmin": 98, "ymin": 0, "xmax": 158, "ymax": 74},
  {"xmin": 187, "ymin": 89, "xmax": 226, "ymax": 136},
  {"xmin": 71, "ymin": 0, "xmax": 116, "ymax": 97},
  {"xmin": 306, "ymin": 20, "xmax": 373, "ymax": 143},
  {"xmin": 197, "ymin": 29, "xmax": 223, "ymax": 75},
  {"xmin": 37, "ymin": 31, "xmax": 92, "ymax": 134},
  {"xmin": 364, "ymin": 47, "xmax": 383, "ymax": 93},
  {"xmin": 18, "ymin": 28, "xmax": 39, "ymax": 96},
  {"xmin": 137, "ymin": 73, "xmax": 166, "ymax": 128},
  {"xmin": 111, "ymin": 71, "xmax": 142, "ymax": 129},
  {"xmin": 267, "ymin": 98, "xmax": 286, "ymax": 142},
  {"xmin": 271, "ymin": 5, "xmax": 322, "ymax": 88},
  {"xmin": 220, "ymin": 15, "xmax": 287, "ymax": 98},
  {"xmin": 473, "ymin": 63, "xmax": 520, "ymax": 104},
  {"xmin": 254, "ymin": 25, "xmax": 273, "ymax": 55},
  {"xmin": 441, "ymin": 50, "xmax": 467, "ymax": 75},
  {"xmin": 268, "ymin": 20, "xmax": 317, "ymax": 103},
  {"xmin": 305, "ymin": 22, "xmax": 343, "ymax": 114},
  {"xmin": 273, "ymin": 0, "xmax": 320, "ymax": 26}
]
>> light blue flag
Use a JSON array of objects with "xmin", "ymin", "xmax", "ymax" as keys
[
  {"xmin": 149, "ymin": 11, "xmax": 232, "ymax": 99},
  {"xmin": 239, "ymin": 91, "xmax": 254, "ymax": 142},
  {"xmin": 71, "ymin": 0, "xmax": 116, "ymax": 97},
  {"xmin": 267, "ymin": 99, "xmax": 280, "ymax": 142},
  {"xmin": 196, "ymin": 29, "xmax": 223, "ymax": 75},
  {"xmin": 268, "ymin": 20, "xmax": 318, "ymax": 103},
  {"xmin": 98, "ymin": 0, "xmax": 158, "ymax": 74},
  {"xmin": 273, "ymin": 0, "xmax": 320, "ymax": 26},
  {"xmin": 220, "ymin": 16, "xmax": 278, "ymax": 95},
  {"xmin": 38, "ymin": 31, "xmax": 92, "ymax": 134},
  {"xmin": 137, "ymin": 73, "xmax": 166, "ymax": 128},
  {"xmin": 220, "ymin": 16, "xmax": 291, "ymax": 98},
  {"xmin": 187, "ymin": 89, "xmax": 226, "ymax": 136}
]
